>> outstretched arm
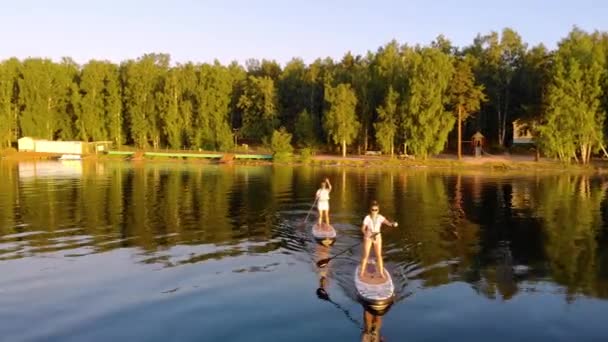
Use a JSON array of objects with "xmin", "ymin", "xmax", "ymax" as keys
[
  {"xmin": 382, "ymin": 218, "xmax": 398, "ymax": 228},
  {"xmin": 325, "ymin": 178, "xmax": 332, "ymax": 192}
]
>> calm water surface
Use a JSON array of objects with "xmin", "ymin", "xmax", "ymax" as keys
[{"xmin": 1, "ymin": 160, "xmax": 608, "ymax": 341}]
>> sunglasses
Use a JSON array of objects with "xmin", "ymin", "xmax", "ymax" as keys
[{"xmin": 371, "ymin": 208, "xmax": 379, "ymax": 212}]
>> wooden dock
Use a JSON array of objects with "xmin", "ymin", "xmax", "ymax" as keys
[{"xmin": 107, "ymin": 151, "xmax": 272, "ymax": 160}]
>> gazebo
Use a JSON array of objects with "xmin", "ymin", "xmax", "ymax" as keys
[{"xmin": 471, "ymin": 131, "xmax": 484, "ymax": 157}]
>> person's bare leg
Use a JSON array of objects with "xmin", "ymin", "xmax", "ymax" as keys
[
  {"xmin": 374, "ymin": 236, "xmax": 385, "ymax": 279},
  {"xmin": 324, "ymin": 210, "xmax": 330, "ymax": 225},
  {"xmin": 317, "ymin": 208, "xmax": 322, "ymax": 225},
  {"xmin": 359, "ymin": 238, "xmax": 372, "ymax": 278}
]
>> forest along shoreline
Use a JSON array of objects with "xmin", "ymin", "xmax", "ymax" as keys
[{"xmin": 3, "ymin": 149, "xmax": 608, "ymax": 173}]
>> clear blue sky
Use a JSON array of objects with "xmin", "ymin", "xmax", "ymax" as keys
[{"xmin": 1, "ymin": 0, "xmax": 606, "ymax": 66}]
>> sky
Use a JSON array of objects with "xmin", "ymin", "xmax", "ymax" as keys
[{"xmin": 0, "ymin": 0, "xmax": 606, "ymax": 66}]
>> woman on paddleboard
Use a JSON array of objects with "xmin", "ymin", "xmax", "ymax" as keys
[
  {"xmin": 316, "ymin": 178, "xmax": 332, "ymax": 226},
  {"xmin": 359, "ymin": 201, "xmax": 397, "ymax": 279}
]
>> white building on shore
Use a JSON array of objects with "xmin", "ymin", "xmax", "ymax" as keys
[{"xmin": 17, "ymin": 137, "xmax": 112, "ymax": 155}]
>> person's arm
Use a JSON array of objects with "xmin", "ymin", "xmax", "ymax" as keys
[
  {"xmin": 381, "ymin": 216, "xmax": 398, "ymax": 228},
  {"xmin": 325, "ymin": 178, "xmax": 332, "ymax": 192},
  {"xmin": 362, "ymin": 216, "xmax": 370, "ymax": 236},
  {"xmin": 315, "ymin": 189, "xmax": 320, "ymax": 199}
]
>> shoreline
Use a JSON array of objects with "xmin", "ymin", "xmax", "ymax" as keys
[{"xmin": 2, "ymin": 150, "xmax": 606, "ymax": 173}]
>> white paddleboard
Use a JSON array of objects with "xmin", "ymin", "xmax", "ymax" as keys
[
  {"xmin": 355, "ymin": 259, "xmax": 395, "ymax": 306},
  {"xmin": 312, "ymin": 223, "xmax": 336, "ymax": 240}
]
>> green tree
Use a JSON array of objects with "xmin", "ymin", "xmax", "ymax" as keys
[
  {"xmin": 176, "ymin": 63, "xmax": 198, "ymax": 147},
  {"xmin": 121, "ymin": 54, "xmax": 169, "ymax": 148},
  {"xmin": 467, "ymin": 29, "xmax": 526, "ymax": 146},
  {"xmin": 401, "ymin": 47, "xmax": 455, "ymax": 159},
  {"xmin": 516, "ymin": 44, "xmax": 551, "ymax": 158},
  {"xmin": 323, "ymin": 83, "xmax": 360, "ymax": 157},
  {"xmin": 79, "ymin": 60, "xmax": 118, "ymax": 141},
  {"xmin": 351, "ymin": 56, "xmax": 374, "ymax": 153},
  {"xmin": 238, "ymin": 75, "xmax": 278, "ymax": 141},
  {"xmin": 246, "ymin": 59, "xmax": 282, "ymax": 80},
  {"xmin": 157, "ymin": 68, "xmax": 183, "ymax": 148},
  {"xmin": 305, "ymin": 58, "xmax": 336, "ymax": 144},
  {"xmin": 538, "ymin": 28, "xmax": 606, "ymax": 164},
  {"xmin": 104, "ymin": 63, "xmax": 124, "ymax": 146},
  {"xmin": 195, "ymin": 63, "xmax": 234, "ymax": 150},
  {"xmin": 278, "ymin": 58, "xmax": 308, "ymax": 132},
  {"xmin": 18, "ymin": 59, "xmax": 65, "ymax": 139},
  {"xmin": 55, "ymin": 57, "xmax": 80, "ymax": 140},
  {"xmin": 270, "ymin": 127, "xmax": 294, "ymax": 161},
  {"xmin": 294, "ymin": 109, "xmax": 316, "ymax": 147},
  {"xmin": 370, "ymin": 41, "xmax": 408, "ymax": 151},
  {"xmin": 448, "ymin": 57, "xmax": 487, "ymax": 160},
  {"xmin": 0, "ymin": 58, "xmax": 20, "ymax": 147},
  {"xmin": 374, "ymin": 86, "xmax": 399, "ymax": 156}
]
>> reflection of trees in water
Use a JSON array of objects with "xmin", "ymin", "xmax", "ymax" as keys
[
  {"xmin": 3, "ymin": 162, "xmax": 608, "ymax": 301},
  {"xmin": 464, "ymin": 174, "xmax": 608, "ymax": 302},
  {"xmin": 0, "ymin": 162, "xmax": 291, "ymax": 263},
  {"xmin": 393, "ymin": 171, "xmax": 461, "ymax": 287},
  {"xmin": 0, "ymin": 162, "xmax": 18, "ymax": 236},
  {"xmin": 534, "ymin": 175, "xmax": 607, "ymax": 300},
  {"xmin": 448, "ymin": 174, "xmax": 481, "ymax": 278}
]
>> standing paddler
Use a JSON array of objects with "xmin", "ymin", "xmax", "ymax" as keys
[{"xmin": 359, "ymin": 201, "xmax": 398, "ymax": 280}]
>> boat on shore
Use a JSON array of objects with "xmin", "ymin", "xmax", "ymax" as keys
[{"xmin": 58, "ymin": 154, "xmax": 82, "ymax": 160}]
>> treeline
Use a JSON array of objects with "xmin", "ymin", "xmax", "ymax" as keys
[{"xmin": 1, "ymin": 27, "xmax": 607, "ymax": 162}]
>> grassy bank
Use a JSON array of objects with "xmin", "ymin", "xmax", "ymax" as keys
[
  {"xmin": 3, "ymin": 148, "xmax": 605, "ymax": 173},
  {"xmin": 295, "ymin": 156, "xmax": 595, "ymax": 173}
]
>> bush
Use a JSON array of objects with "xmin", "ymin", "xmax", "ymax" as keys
[
  {"xmin": 509, "ymin": 143, "xmax": 536, "ymax": 155},
  {"xmin": 299, "ymin": 147, "xmax": 315, "ymax": 162},
  {"xmin": 487, "ymin": 143, "xmax": 506, "ymax": 154},
  {"xmin": 270, "ymin": 128, "xmax": 294, "ymax": 162},
  {"xmin": 273, "ymin": 152, "xmax": 292, "ymax": 162}
]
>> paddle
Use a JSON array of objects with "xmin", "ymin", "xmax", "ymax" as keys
[
  {"xmin": 316, "ymin": 233, "xmax": 379, "ymax": 268},
  {"xmin": 301, "ymin": 196, "xmax": 318, "ymax": 227},
  {"xmin": 315, "ymin": 287, "xmax": 363, "ymax": 330}
]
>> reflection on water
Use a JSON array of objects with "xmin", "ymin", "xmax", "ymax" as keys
[{"xmin": 1, "ymin": 160, "xmax": 608, "ymax": 341}]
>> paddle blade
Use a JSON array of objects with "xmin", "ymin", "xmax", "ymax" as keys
[
  {"xmin": 316, "ymin": 258, "xmax": 330, "ymax": 268},
  {"xmin": 316, "ymin": 287, "xmax": 330, "ymax": 301}
]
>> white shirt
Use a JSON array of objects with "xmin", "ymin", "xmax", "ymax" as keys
[
  {"xmin": 363, "ymin": 214, "xmax": 385, "ymax": 233},
  {"xmin": 316, "ymin": 189, "xmax": 330, "ymax": 202}
]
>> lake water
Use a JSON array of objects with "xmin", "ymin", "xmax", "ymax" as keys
[{"xmin": 1, "ymin": 160, "xmax": 607, "ymax": 341}]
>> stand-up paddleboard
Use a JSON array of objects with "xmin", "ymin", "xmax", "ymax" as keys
[
  {"xmin": 312, "ymin": 223, "xmax": 336, "ymax": 246},
  {"xmin": 355, "ymin": 259, "xmax": 394, "ymax": 311}
]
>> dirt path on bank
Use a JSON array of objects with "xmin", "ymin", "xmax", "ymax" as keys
[{"xmin": 312, "ymin": 153, "xmax": 541, "ymax": 164}]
